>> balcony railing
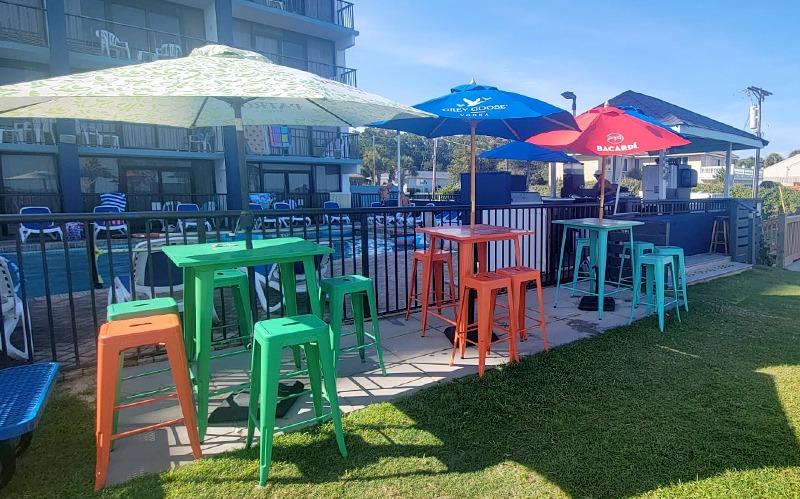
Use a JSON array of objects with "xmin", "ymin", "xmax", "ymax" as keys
[
  {"xmin": 259, "ymin": 50, "xmax": 357, "ymax": 86},
  {"xmin": 81, "ymin": 192, "xmax": 227, "ymax": 214},
  {"xmin": 246, "ymin": 0, "xmax": 355, "ymax": 30},
  {"xmin": 245, "ymin": 126, "xmax": 359, "ymax": 159},
  {"xmin": 0, "ymin": 0, "xmax": 47, "ymax": 46},
  {"xmin": 0, "ymin": 118, "xmax": 56, "ymax": 146},
  {"xmin": 76, "ymin": 121, "xmax": 223, "ymax": 153},
  {"xmin": 64, "ymin": 13, "xmax": 208, "ymax": 62}
]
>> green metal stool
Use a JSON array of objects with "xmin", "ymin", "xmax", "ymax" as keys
[
  {"xmin": 245, "ymin": 314, "xmax": 347, "ymax": 486},
  {"xmin": 320, "ymin": 275, "xmax": 386, "ymax": 376},
  {"xmin": 654, "ymin": 246, "xmax": 688, "ymax": 311},
  {"xmin": 106, "ymin": 297, "xmax": 181, "ymax": 443},
  {"xmin": 211, "ymin": 268, "xmax": 254, "ymax": 348},
  {"xmin": 618, "ymin": 241, "xmax": 655, "ymax": 289},
  {"xmin": 570, "ymin": 237, "xmax": 593, "ymax": 296},
  {"xmin": 629, "ymin": 254, "xmax": 681, "ymax": 332}
]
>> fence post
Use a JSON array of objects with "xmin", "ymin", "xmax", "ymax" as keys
[
  {"xmin": 777, "ymin": 213, "xmax": 786, "ymax": 267},
  {"xmin": 359, "ymin": 212, "xmax": 370, "ymax": 278}
]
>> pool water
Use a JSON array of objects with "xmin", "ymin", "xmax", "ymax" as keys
[{"xmin": 4, "ymin": 232, "xmax": 427, "ymax": 298}]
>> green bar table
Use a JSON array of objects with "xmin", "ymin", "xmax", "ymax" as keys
[
  {"xmin": 163, "ymin": 237, "xmax": 333, "ymax": 441},
  {"xmin": 553, "ymin": 218, "xmax": 643, "ymax": 319}
]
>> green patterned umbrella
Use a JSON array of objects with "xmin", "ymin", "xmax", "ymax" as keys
[{"xmin": 0, "ymin": 44, "xmax": 432, "ymax": 223}]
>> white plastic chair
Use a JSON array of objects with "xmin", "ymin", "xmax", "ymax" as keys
[
  {"xmin": 0, "ymin": 256, "xmax": 29, "ymax": 361},
  {"xmin": 95, "ymin": 29, "xmax": 130, "ymax": 59},
  {"xmin": 156, "ymin": 43, "xmax": 182, "ymax": 58},
  {"xmin": 18, "ymin": 207, "xmax": 63, "ymax": 243}
]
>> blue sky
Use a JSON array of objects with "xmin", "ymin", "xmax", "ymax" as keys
[{"xmin": 348, "ymin": 0, "xmax": 799, "ymax": 156}]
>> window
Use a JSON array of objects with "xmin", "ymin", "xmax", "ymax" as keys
[
  {"xmin": 288, "ymin": 172, "xmax": 310, "ymax": 193},
  {"xmin": 315, "ymin": 165, "xmax": 340, "ymax": 192},
  {"xmin": 80, "ymin": 157, "xmax": 119, "ymax": 194},
  {"xmin": 262, "ymin": 172, "xmax": 284, "ymax": 192},
  {"xmin": 1, "ymin": 154, "xmax": 58, "ymax": 193}
]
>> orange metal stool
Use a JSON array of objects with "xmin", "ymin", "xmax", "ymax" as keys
[
  {"xmin": 452, "ymin": 272, "xmax": 519, "ymax": 377},
  {"xmin": 405, "ymin": 249, "xmax": 456, "ymax": 335},
  {"xmin": 95, "ymin": 314, "xmax": 202, "ymax": 491},
  {"xmin": 496, "ymin": 266, "xmax": 549, "ymax": 349}
]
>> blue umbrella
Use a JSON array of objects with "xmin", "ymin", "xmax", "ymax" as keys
[
  {"xmin": 479, "ymin": 141, "xmax": 580, "ymax": 163},
  {"xmin": 371, "ymin": 82, "xmax": 577, "ymax": 224}
]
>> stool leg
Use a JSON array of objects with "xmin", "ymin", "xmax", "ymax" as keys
[
  {"xmin": 670, "ymin": 263, "xmax": 682, "ymax": 323},
  {"xmin": 723, "ymin": 220, "xmax": 729, "ymax": 254},
  {"xmin": 477, "ymin": 290, "xmax": 492, "ymax": 377},
  {"xmin": 534, "ymin": 275, "xmax": 549, "ymax": 351},
  {"xmin": 571, "ymin": 245, "xmax": 582, "ymax": 297},
  {"xmin": 679, "ymin": 253, "xmax": 688, "ymax": 311},
  {"xmin": 709, "ymin": 220, "xmax": 717, "ymax": 254},
  {"xmin": 554, "ymin": 229, "xmax": 568, "ymax": 309},
  {"xmin": 111, "ymin": 353, "xmax": 124, "ymax": 445},
  {"xmin": 94, "ymin": 342, "xmax": 119, "ymax": 491},
  {"xmin": 516, "ymin": 281, "xmax": 527, "ymax": 342},
  {"xmin": 365, "ymin": 286, "xmax": 387, "ymax": 376},
  {"xmin": 445, "ymin": 255, "xmax": 456, "ymax": 306},
  {"xmin": 505, "ymin": 285, "xmax": 519, "ymax": 363},
  {"xmin": 315, "ymin": 338, "xmax": 348, "ymax": 458},
  {"xmin": 351, "ymin": 294, "xmax": 367, "ymax": 363},
  {"xmin": 232, "ymin": 283, "xmax": 253, "ymax": 346},
  {"xmin": 245, "ymin": 340, "xmax": 261, "ymax": 449},
  {"xmin": 629, "ymin": 264, "xmax": 640, "ymax": 325},
  {"xmin": 451, "ymin": 286, "xmax": 469, "ymax": 365},
  {"xmin": 194, "ymin": 270, "xmax": 214, "ymax": 443},
  {"xmin": 328, "ymin": 291, "xmax": 345, "ymax": 372},
  {"xmin": 617, "ymin": 248, "xmax": 628, "ymax": 288},
  {"xmin": 164, "ymin": 334, "xmax": 202, "ymax": 460},
  {"xmin": 303, "ymin": 342, "xmax": 324, "ymax": 418},
  {"xmin": 433, "ymin": 262, "xmax": 444, "ymax": 313},
  {"xmin": 405, "ymin": 258, "xmax": 418, "ymax": 320},
  {"xmin": 645, "ymin": 265, "xmax": 654, "ymax": 315},
  {"xmin": 655, "ymin": 264, "xmax": 666, "ymax": 333},
  {"xmin": 257, "ymin": 345, "xmax": 282, "ymax": 486}
]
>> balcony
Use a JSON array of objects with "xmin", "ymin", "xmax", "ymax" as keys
[
  {"xmin": 258, "ymin": 50, "xmax": 357, "ymax": 86},
  {"xmin": 246, "ymin": 0, "xmax": 355, "ymax": 30},
  {"xmin": 0, "ymin": 118, "xmax": 56, "ymax": 146},
  {"xmin": 245, "ymin": 126, "xmax": 359, "ymax": 159},
  {"xmin": 0, "ymin": 0, "xmax": 47, "ymax": 47},
  {"xmin": 64, "ymin": 13, "xmax": 208, "ymax": 63},
  {"xmin": 76, "ymin": 121, "xmax": 223, "ymax": 154}
]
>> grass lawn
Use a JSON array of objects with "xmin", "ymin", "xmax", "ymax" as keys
[{"xmin": 4, "ymin": 266, "xmax": 800, "ymax": 498}]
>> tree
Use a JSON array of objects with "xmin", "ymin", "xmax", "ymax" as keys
[
  {"xmin": 736, "ymin": 156, "xmax": 755, "ymax": 168},
  {"xmin": 764, "ymin": 152, "xmax": 784, "ymax": 167},
  {"xmin": 789, "ymin": 149, "xmax": 800, "ymax": 158}
]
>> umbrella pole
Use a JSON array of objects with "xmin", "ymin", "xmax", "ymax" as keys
[
  {"xmin": 598, "ymin": 156, "xmax": 606, "ymax": 222},
  {"xmin": 469, "ymin": 121, "xmax": 477, "ymax": 226},
  {"xmin": 231, "ymin": 99, "xmax": 253, "ymax": 250}
]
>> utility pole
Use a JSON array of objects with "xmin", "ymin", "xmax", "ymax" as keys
[
  {"xmin": 396, "ymin": 130, "xmax": 402, "ymax": 196},
  {"xmin": 746, "ymin": 85, "xmax": 771, "ymax": 198}
]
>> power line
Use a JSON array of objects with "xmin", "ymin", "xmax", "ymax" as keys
[{"xmin": 745, "ymin": 86, "xmax": 771, "ymax": 197}]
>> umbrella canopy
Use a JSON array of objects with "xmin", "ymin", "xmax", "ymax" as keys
[
  {"xmin": 0, "ymin": 45, "xmax": 431, "ymax": 128},
  {"xmin": 0, "ymin": 44, "xmax": 433, "ymax": 235},
  {"xmin": 479, "ymin": 141, "xmax": 580, "ymax": 163},
  {"xmin": 371, "ymin": 82, "xmax": 577, "ymax": 224},
  {"xmin": 529, "ymin": 105, "xmax": 690, "ymax": 220}
]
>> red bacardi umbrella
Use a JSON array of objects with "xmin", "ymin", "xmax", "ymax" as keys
[{"xmin": 528, "ymin": 105, "xmax": 690, "ymax": 219}]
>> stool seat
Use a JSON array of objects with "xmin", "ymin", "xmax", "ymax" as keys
[
  {"xmin": 322, "ymin": 275, "xmax": 386, "ymax": 375},
  {"xmin": 413, "ymin": 248, "xmax": 452, "ymax": 260},
  {"xmin": 246, "ymin": 314, "xmax": 347, "ymax": 485},
  {"xmin": 99, "ymin": 313, "xmax": 181, "ymax": 346},
  {"xmin": 106, "ymin": 297, "xmax": 178, "ymax": 322},
  {"xmin": 213, "ymin": 268, "xmax": 247, "ymax": 286}
]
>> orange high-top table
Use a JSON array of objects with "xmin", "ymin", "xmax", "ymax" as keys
[{"xmin": 416, "ymin": 225, "xmax": 532, "ymax": 336}]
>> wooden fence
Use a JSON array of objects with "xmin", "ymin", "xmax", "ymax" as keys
[{"xmin": 776, "ymin": 214, "xmax": 800, "ymax": 267}]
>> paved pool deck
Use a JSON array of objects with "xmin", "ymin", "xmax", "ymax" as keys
[{"xmin": 99, "ymin": 253, "xmax": 751, "ymax": 486}]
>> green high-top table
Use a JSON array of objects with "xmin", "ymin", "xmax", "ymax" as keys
[
  {"xmin": 553, "ymin": 218, "xmax": 643, "ymax": 319},
  {"xmin": 163, "ymin": 237, "xmax": 333, "ymax": 441}
]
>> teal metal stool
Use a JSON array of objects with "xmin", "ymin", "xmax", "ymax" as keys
[
  {"xmin": 321, "ymin": 275, "xmax": 386, "ymax": 376},
  {"xmin": 245, "ymin": 314, "xmax": 347, "ymax": 486},
  {"xmin": 570, "ymin": 237, "xmax": 593, "ymax": 296},
  {"xmin": 212, "ymin": 268, "xmax": 254, "ymax": 348},
  {"xmin": 654, "ymin": 246, "xmax": 688, "ymax": 311},
  {"xmin": 629, "ymin": 254, "xmax": 681, "ymax": 332},
  {"xmin": 617, "ymin": 241, "xmax": 655, "ymax": 289}
]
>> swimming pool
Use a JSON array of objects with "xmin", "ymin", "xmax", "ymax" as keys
[{"xmin": 4, "ymin": 231, "xmax": 427, "ymax": 298}]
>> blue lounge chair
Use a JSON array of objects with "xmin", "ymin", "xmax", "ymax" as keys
[
  {"xmin": 323, "ymin": 201, "xmax": 351, "ymax": 225},
  {"xmin": 0, "ymin": 362, "xmax": 58, "ymax": 489},
  {"xmin": 273, "ymin": 202, "xmax": 310, "ymax": 228},
  {"xmin": 176, "ymin": 203, "xmax": 212, "ymax": 234},
  {"xmin": 18, "ymin": 207, "xmax": 63, "ymax": 243},
  {"xmin": 93, "ymin": 205, "xmax": 127, "ymax": 239}
]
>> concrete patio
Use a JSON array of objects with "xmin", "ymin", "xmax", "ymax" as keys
[{"xmin": 98, "ymin": 253, "xmax": 750, "ymax": 486}]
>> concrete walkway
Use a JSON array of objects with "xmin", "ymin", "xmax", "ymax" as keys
[{"xmin": 102, "ymin": 253, "xmax": 745, "ymax": 486}]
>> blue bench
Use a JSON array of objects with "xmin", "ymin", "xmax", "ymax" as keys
[{"xmin": 0, "ymin": 362, "xmax": 59, "ymax": 489}]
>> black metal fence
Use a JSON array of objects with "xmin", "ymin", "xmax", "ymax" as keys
[{"xmin": 0, "ymin": 197, "xmax": 755, "ymax": 372}]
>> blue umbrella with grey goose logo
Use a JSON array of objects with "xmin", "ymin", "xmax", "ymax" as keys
[{"xmin": 371, "ymin": 82, "xmax": 578, "ymax": 225}]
